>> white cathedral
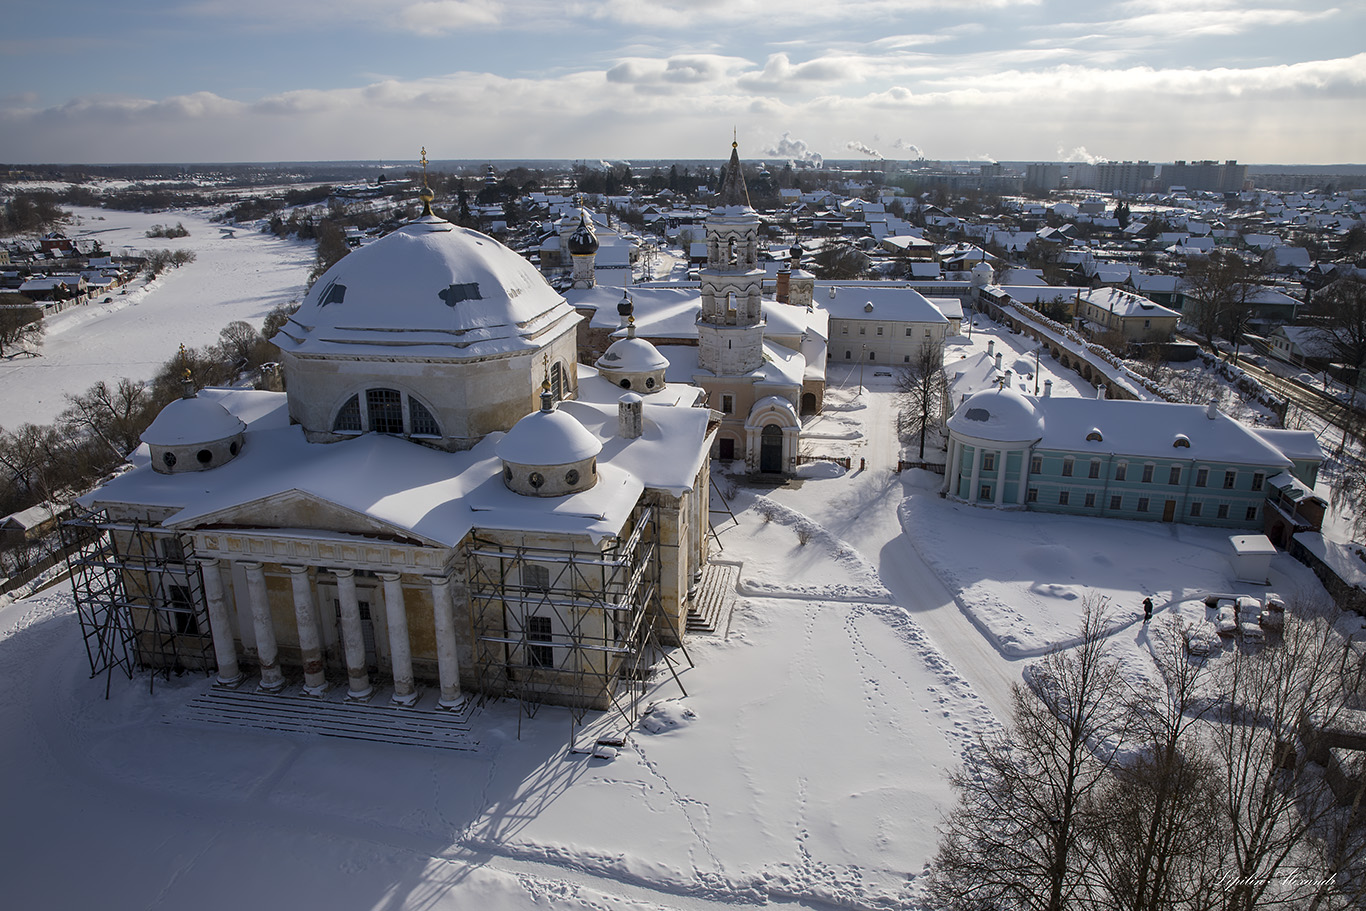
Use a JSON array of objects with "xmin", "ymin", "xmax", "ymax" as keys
[{"xmin": 77, "ymin": 181, "xmax": 716, "ymax": 714}]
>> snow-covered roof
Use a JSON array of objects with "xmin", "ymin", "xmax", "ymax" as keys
[
  {"xmin": 1250, "ymin": 427, "xmax": 1325, "ymax": 463},
  {"xmin": 140, "ymin": 395, "xmax": 245, "ymax": 446},
  {"xmin": 1078, "ymin": 287, "xmax": 1180, "ymax": 320},
  {"xmin": 816, "ymin": 284, "xmax": 948, "ymax": 324},
  {"xmin": 87, "ymin": 383, "xmax": 710, "ymax": 547},
  {"xmin": 571, "ymin": 285, "xmax": 701, "ymax": 339},
  {"xmin": 274, "ymin": 215, "xmax": 576, "ymax": 361},
  {"xmin": 597, "ymin": 335, "xmax": 668, "ymax": 373},
  {"xmin": 496, "ymin": 402, "xmax": 603, "ymax": 466},
  {"xmin": 928, "ymin": 297, "xmax": 963, "ymax": 320},
  {"xmin": 1035, "ymin": 398, "xmax": 1294, "ymax": 467},
  {"xmin": 947, "ymin": 387, "xmax": 1044, "ymax": 443}
]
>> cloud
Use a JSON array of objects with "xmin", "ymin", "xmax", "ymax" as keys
[
  {"xmin": 738, "ymin": 53, "xmax": 861, "ymax": 92},
  {"xmin": 663, "ymin": 56, "xmax": 728, "ymax": 83},
  {"xmin": 398, "ymin": 0, "xmax": 502, "ymax": 34}
]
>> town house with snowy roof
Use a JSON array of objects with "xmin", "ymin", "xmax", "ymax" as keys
[
  {"xmin": 73, "ymin": 183, "xmax": 716, "ymax": 718},
  {"xmin": 943, "ymin": 386, "xmax": 1324, "ymax": 542}
]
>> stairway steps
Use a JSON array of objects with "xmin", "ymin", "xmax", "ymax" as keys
[
  {"xmin": 172, "ymin": 681, "xmax": 481, "ymax": 751},
  {"xmin": 685, "ymin": 562, "xmax": 738, "ymax": 636}
]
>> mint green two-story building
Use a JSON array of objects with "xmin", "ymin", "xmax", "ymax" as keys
[{"xmin": 943, "ymin": 387, "xmax": 1323, "ymax": 538}]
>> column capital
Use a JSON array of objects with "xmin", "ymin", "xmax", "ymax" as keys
[
  {"xmin": 283, "ymin": 564, "xmax": 310, "ymax": 575},
  {"xmin": 376, "ymin": 571, "xmax": 402, "ymax": 582},
  {"xmin": 192, "ymin": 556, "xmax": 221, "ymax": 568},
  {"xmin": 424, "ymin": 574, "xmax": 450, "ymax": 585},
  {"xmin": 332, "ymin": 567, "xmax": 355, "ymax": 578},
  {"xmin": 239, "ymin": 560, "xmax": 264, "ymax": 571}
]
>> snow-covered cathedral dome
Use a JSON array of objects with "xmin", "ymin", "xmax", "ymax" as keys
[
  {"xmin": 142, "ymin": 392, "xmax": 246, "ymax": 474},
  {"xmin": 496, "ymin": 388, "xmax": 602, "ymax": 497},
  {"xmin": 271, "ymin": 208, "xmax": 581, "ymax": 451}
]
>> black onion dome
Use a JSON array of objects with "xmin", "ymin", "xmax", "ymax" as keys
[{"xmin": 567, "ymin": 213, "xmax": 599, "ymax": 255}]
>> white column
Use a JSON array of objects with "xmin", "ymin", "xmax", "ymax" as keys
[
  {"xmin": 334, "ymin": 569, "xmax": 373, "ymax": 700},
  {"xmin": 943, "ymin": 438, "xmax": 960, "ymax": 496},
  {"xmin": 241, "ymin": 561, "xmax": 284, "ymax": 692},
  {"xmin": 427, "ymin": 575, "xmax": 462, "ymax": 708},
  {"xmin": 967, "ymin": 445, "xmax": 984, "ymax": 504},
  {"xmin": 285, "ymin": 565, "xmax": 327, "ymax": 696},
  {"xmin": 1017, "ymin": 448, "xmax": 1031, "ymax": 505},
  {"xmin": 195, "ymin": 557, "xmax": 242, "ymax": 687},
  {"xmin": 378, "ymin": 571, "xmax": 417, "ymax": 706},
  {"xmin": 994, "ymin": 449, "xmax": 1007, "ymax": 506}
]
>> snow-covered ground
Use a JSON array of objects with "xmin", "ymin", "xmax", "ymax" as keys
[
  {"xmin": 0, "ymin": 206, "xmax": 311, "ymax": 429},
  {"xmin": 0, "ymin": 212, "xmax": 1353, "ymax": 908}
]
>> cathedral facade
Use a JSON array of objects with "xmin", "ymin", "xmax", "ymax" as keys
[{"xmin": 76, "ymin": 195, "xmax": 715, "ymax": 716}]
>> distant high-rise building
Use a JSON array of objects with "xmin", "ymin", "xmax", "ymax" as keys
[
  {"xmin": 1095, "ymin": 161, "xmax": 1156, "ymax": 195},
  {"xmin": 1025, "ymin": 163, "xmax": 1063, "ymax": 192},
  {"xmin": 1161, "ymin": 160, "xmax": 1245, "ymax": 193}
]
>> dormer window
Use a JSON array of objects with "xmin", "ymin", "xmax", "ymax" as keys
[
  {"xmin": 1173, "ymin": 434, "xmax": 1191, "ymax": 448},
  {"xmin": 1086, "ymin": 429, "xmax": 1103, "ymax": 442}
]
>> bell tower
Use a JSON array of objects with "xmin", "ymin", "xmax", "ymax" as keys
[{"xmin": 697, "ymin": 140, "xmax": 765, "ymax": 376}]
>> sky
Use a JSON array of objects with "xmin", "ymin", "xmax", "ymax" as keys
[{"xmin": 2, "ymin": 0, "xmax": 1364, "ymax": 166}]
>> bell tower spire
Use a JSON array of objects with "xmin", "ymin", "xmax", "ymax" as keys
[{"xmin": 697, "ymin": 137, "xmax": 764, "ymax": 377}]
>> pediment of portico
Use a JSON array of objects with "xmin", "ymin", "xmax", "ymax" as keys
[{"xmin": 167, "ymin": 488, "xmax": 438, "ymax": 548}]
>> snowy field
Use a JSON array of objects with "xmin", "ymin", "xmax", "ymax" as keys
[
  {"xmin": 0, "ymin": 205, "xmax": 1353, "ymax": 908},
  {"xmin": 0, "ymin": 206, "xmax": 311, "ymax": 429}
]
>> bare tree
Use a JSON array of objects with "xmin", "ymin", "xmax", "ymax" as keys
[
  {"xmin": 926, "ymin": 601, "xmax": 1128, "ymax": 911},
  {"xmin": 1312, "ymin": 275, "xmax": 1366, "ymax": 402},
  {"xmin": 1091, "ymin": 620, "xmax": 1226, "ymax": 911},
  {"xmin": 0, "ymin": 305, "xmax": 44, "ymax": 357},
  {"xmin": 60, "ymin": 378, "xmax": 153, "ymax": 459},
  {"xmin": 1182, "ymin": 251, "xmax": 1261, "ymax": 363},
  {"xmin": 1213, "ymin": 609, "xmax": 1358, "ymax": 911},
  {"xmin": 896, "ymin": 341, "xmax": 947, "ymax": 459}
]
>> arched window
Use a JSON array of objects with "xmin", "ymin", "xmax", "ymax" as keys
[
  {"xmin": 408, "ymin": 398, "xmax": 440, "ymax": 436},
  {"xmin": 333, "ymin": 395, "xmax": 362, "ymax": 432},
  {"xmin": 333, "ymin": 388, "xmax": 443, "ymax": 439},
  {"xmin": 550, "ymin": 361, "xmax": 567, "ymax": 401},
  {"xmin": 367, "ymin": 388, "xmax": 404, "ymax": 434}
]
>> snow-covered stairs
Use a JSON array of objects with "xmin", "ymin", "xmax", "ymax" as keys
[
  {"xmin": 174, "ymin": 681, "xmax": 480, "ymax": 751},
  {"xmin": 686, "ymin": 561, "xmax": 738, "ymax": 635}
]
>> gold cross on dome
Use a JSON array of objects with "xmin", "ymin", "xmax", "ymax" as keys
[{"xmin": 420, "ymin": 147, "xmax": 429, "ymax": 187}]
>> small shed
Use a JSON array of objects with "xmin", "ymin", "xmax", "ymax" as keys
[{"xmin": 1230, "ymin": 534, "xmax": 1277, "ymax": 585}]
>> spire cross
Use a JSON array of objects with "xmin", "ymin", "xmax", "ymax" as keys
[{"xmin": 420, "ymin": 147, "xmax": 429, "ymax": 190}]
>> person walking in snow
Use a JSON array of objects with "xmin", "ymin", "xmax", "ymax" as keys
[{"xmin": 1142, "ymin": 597, "xmax": 1153, "ymax": 623}]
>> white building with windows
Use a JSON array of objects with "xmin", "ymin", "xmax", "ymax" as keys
[
  {"xmin": 820, "ymin": 283, "xmax": 951, "ymax": 367},
  {"xmin": 942, "ymin": 387, "xmax": 1324, "ymax": 537}
]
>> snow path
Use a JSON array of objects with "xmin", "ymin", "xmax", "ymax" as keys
[
  {"xmin": 0, "ymin": 206, "xmax": 311, "ymax": 429},
  {"xmin": 757, "ymin": 368, "xmax": 1023, "ymax": 722}
]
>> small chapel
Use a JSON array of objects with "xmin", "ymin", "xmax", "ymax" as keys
[{"xmin": 72, "ymin": 179, "xmax": 717, "ymax": 718}]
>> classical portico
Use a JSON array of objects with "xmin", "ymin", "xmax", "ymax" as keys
[{"xmin": 187, "ymin": 528, "xmax": 464, "ymax": 708}]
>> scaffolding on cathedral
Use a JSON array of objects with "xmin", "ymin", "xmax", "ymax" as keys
[
  {"xmin": 63, "ymin": 506, "xmax": 214, "ymax": 696},
  {"xmin": 465, "ymin": 504, "xmax": 689, "ymax": 733}
]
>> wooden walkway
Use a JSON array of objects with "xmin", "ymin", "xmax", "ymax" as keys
[{"xmin": 173, "ymin": 680, "xmax": 481, "ymax": 751}]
